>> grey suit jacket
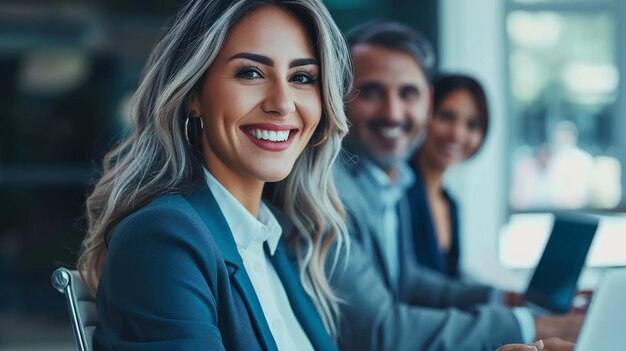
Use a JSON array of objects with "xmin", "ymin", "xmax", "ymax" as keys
[{"xmin": 330, "ymin": 154, "xmax": 524, "ymax": 351}]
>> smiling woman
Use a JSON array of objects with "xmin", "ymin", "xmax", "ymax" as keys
[
  {"xmin": 189, "ymin": 7, "xmax": 323, "ymax": 202},
  {"xmin": 75, "ymin": 0, "xmax": 351, "ymax": 350},
  {"xmin": 410, "ymin": 74, "xmax": 489, "ymax": 277}
]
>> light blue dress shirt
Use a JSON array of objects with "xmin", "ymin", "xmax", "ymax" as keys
[
  {"xmin": 361, "ymin": 159, "xmax": 415, "ymax": 288},
  {"xmin": 363, "ymin": 161, "xmax": 535, "ymax": 343}
]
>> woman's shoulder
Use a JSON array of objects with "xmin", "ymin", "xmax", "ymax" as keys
[
  {"xmin": 98, "ymin": 192, "xmax": 231, "ymax": 314},
  {"xmin": 122, "ymin": 193, "xmax": 197, "ymax": 226},
  {"xmin": 108, "ymin": 193, "xmax": 212, "ymax": 254}
]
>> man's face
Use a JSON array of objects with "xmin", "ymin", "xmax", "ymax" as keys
[{"xmin": 345, "ymin": 44, "xmax": 430, "ymax": 173}]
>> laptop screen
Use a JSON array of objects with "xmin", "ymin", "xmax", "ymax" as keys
[
  {"xmin": 575, "ymin": 269, "xmax": 626, "ymax": 350},
  {"xmin": 525, "ymin": 215, "xmax": 599, "ymax": 314}
]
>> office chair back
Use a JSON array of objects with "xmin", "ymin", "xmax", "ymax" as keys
[{"xmin": 51, "ymin": 267, "xmax": 98, "ymax": 351}]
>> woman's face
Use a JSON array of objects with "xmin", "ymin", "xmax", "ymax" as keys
[
  {"xmin": 190, "ymin": 5, "xmax": 321, "ymax": 189},
  {"xmin": 421, "ymin": 89, "xmax": 485, "ymax": 170}
]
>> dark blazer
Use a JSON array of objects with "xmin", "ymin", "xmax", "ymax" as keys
[
  {"xmin": 93, "ymin": 182, "xmax": 337, "ymax": 351},
  {"xmin": 408, "ymin": 165, "xmax": 460, "ymax": 277}
]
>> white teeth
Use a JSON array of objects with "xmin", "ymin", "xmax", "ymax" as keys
[
  {"xmin": 246, "ymin": 128, "xmax": 290, "ymax": 142},
  {"xmin": 381, "ymin": 127, "xmax": 403, "ymax": 138}
]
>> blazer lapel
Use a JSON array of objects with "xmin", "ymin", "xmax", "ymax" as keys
[
  {"xmin": 351, "ymin": 165, "xmax": 396, "ymax": 291},
  {"xmin": 264, "ymin": 206, "xmax": 338, "ymax": 350},
  {"xmin": 267, "ymin": 241, "xmax": 338, "ymax": 351},
  {"xmin": 408, "ymin": 169, "xmax": 447, "ymax": 273},
  {"xmin": 186, "ymin": 184, "xmax": 278, "ymax": 351}
]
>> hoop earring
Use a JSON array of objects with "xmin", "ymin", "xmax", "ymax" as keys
[{"xmin": 184, "ymin": 115, "xmax": 204, "ymax": 147}]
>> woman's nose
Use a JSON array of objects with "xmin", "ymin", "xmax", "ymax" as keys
[{"xmin": 261, "ymin": 81, "xmax": 296, "ymax": 116}]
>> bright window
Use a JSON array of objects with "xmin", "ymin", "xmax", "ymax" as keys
[{"xmin": 506, "ymin": 1, "xmax": 624, "ymax": 211}]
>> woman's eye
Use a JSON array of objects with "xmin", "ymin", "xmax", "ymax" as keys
[
  {"xmin": 235, "ymin": 67, "xmax": 263, "ymax": 80},
  {"xmin": 290, "ymin": 73, "xmax": 316, "ymax": 85},
  {"xmin": 467, "ymin": 119, "xmax": 480, "ymax": 131},
  {"xmin": 438, "ymin": 110, "xmax": 455, "ymax": 122}
]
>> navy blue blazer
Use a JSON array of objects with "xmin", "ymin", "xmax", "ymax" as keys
[
  {"xmin": 408, "ymin": 165, "xmax": 460, "ymax": 278},
  {"xmin": 93, "ymin": 182, "xmax": 337, "ymax": 351}
]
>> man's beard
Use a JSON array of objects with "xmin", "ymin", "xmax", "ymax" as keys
[{"xmin": 344, "ymin": 128, "xmax": 426, "ymax": 172}]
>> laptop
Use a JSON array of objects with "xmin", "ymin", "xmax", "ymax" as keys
[
  {"xmin": 575, "ymin": 269, "xmax": 626, "ymax": 350},
  {"xmin": 524, "ymin": 215, "xmax": 599, "ymax": 314}
]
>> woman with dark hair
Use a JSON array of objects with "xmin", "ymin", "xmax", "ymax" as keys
[
  {"xmin": 77, "ymin": 0, "xmax": 352, "ymax": 349},
  {"xmin": 409, "ymin": 74, "xmax": 489, "ymax": 278}
]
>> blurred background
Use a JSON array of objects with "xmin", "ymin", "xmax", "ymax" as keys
[{"xmin": 1, "ymin": 0, "xmax": 625, "ymax": 349}]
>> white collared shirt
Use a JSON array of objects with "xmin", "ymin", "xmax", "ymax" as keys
[{"xmin": 203, "ymin": 169, "xmax": 314, "ymax": 351}]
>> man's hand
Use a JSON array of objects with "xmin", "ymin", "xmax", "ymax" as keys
[
  {"xmin": 496, "ymin": 337, "xmax": 575, "ymax": 351},
  {"xmin": 505, "ymin": 292, "xmax": 526, "ymax": 307},
  {"xmin": 534, "ymin": 313, "xmax": 585, "ymax": 342}
]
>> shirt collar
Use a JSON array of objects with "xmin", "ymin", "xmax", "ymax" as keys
[
  {"xmin": 361, "ymin": 158, "xmax": 415, "ymax": 206},
  {"xmin": 203, "ymin": 168, "xmax": 282, "ymax": 255},
  {"xmin": 361, "ymin": 158, "xmax": 415, "ymax": 190}
]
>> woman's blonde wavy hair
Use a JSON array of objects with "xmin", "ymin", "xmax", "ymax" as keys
[{"xmin": 77, "ymin": 0, "xmax": 351, "ymax": 335}]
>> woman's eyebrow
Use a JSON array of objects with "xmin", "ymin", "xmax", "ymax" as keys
[
  {"xmin": 228, "ymin": 53, "xmax": 318, "ymax": 68},
  {"xmin": 228, "ymin": 52, "xmax": 273, "ymax": 66},
  {"xmin": 289, "ymin": 58, "xmax": 318, "ymax": 68}
]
